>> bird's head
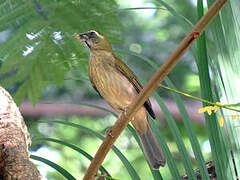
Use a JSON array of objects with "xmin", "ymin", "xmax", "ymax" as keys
[{"xmin": 75, "ymin": 30, "xmax": 112, "ymax": 52}]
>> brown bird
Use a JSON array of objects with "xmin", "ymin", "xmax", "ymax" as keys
[{"xmin": 75, "ymin": 30, "xmax": 166, "ymax": 169}]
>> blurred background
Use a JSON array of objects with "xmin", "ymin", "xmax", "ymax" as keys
[{"xmin": 0, "ymin": 0, "xmax": 213, "ymax": 179}]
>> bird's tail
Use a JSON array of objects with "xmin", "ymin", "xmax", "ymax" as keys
[{"xmin": 139, "ymin": 124, "xmax": 166, "ymax": 169}]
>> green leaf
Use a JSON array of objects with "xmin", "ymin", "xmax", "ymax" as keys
[
  {"xmin": 197, "ymin": 0, "xmax": 240, "ymax": 179},
  {"xmin": 33, "ymin": 137, "xmax": 111, "ymax": 177},
  {"xmin": 30, "ymin": 154, "xmax": 76, "ymax": 180},
  {"xmin": 38, "ymin": 120, "xmax": 140, "ymax": 180},
  {"xmin": 14, "ymin": 81, "xmax": 29, "ymax": 106},
  {"xmin": 153, "ymin": 92, "xmax": 196, "ymax": 179},
  {"xmin": 165, "ymin": 77, "xmax": 209, "ymax": 180},
  {"xmin": 155, "ymin": 0, "xmax": 193, "ymax": 31}
]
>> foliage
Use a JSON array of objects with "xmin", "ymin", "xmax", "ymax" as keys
[{"xmin": 0, "ymin": 0, "xmax": 121, "ymax": 105}]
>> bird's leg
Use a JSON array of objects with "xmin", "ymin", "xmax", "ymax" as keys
[{"xmin": 106, "ymin": 105, "xmax": 129, "ymax": 138}]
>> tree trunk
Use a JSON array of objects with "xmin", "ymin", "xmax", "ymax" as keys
[{"xmin": 0, "ymin": 86, "xmax": 41, "ymax": 180}]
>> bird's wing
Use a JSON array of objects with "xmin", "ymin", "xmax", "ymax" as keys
[{"xmin": 114, "ymin": 55, "xmax": 156, "ymax": 119}]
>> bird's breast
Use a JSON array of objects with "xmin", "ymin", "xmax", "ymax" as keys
[{"xmin": 89, "ymin": 55, "xmax": 137, "ymax": 112}]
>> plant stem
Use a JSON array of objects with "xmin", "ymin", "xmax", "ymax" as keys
[
  {"xmin": 159, "ymin": 84, "xmax": 240, "ymax": 112},
  {"xmin": 83, "ymin": 0, "xmax": 229, "ymax": 179}
]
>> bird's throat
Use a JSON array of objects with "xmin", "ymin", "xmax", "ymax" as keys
[{"xmin": 85, "ymin": 41, "xmax": 91, "ymax": 49}]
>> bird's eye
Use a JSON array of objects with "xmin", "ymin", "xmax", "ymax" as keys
[{"xmin": 89, "ymin": 31, "xmax": 96, "ymax": 38}]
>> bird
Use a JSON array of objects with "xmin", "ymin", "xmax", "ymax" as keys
[{"xmin": 75, "ymin": 30, "xmax": 166, "ymax": 169}]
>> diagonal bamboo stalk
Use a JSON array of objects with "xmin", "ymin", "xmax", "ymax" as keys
[{"xmin": 83, "ymin": 0, "xmax": 228, "ymax": 179}]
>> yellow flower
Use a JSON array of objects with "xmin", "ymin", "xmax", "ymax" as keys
[
  {"xmin": 207, "ymin": 107, "xmax": 212, "ymax": 115},
  {"xmin": 198, "ymin": 107, "xmax": 207, "ymax": 113},
  {"xmin": 198, "ymin": 106, "xmax": 214, "ymax": 115},
  {"xmin": 219, "ymin": 116, "xmax": 224, "ymax": 127},
  {"xmin": 232, "ymin": 115, "xmax": 236, "ymax": 120},
  {"xmin": 198, "ymin": 102, "xmax": 221, "ymax": 115},
  {"xmin": 212, "ymin": 106, "xmax": 220, "ymax": 113}
]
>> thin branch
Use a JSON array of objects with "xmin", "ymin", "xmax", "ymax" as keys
[{"xmin": 83, "ymin": 0, "xmax": 229, "ymax": 179}]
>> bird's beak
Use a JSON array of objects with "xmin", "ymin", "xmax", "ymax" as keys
[{"xmin": 74, "ymin": 33, "xmax": 89, "ymax": 42}]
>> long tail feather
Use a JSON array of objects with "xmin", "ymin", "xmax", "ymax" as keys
[{"xmin": 139, "ymin": 124, "xmax": 166, "ymax": 169}]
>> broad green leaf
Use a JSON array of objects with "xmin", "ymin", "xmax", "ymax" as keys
[
  {"xmin": 165, "ymin": 77, "xmax": 209, "ymax": 180},
  {"xmin": 199, "ymin": 0, "xmax": 240, "ymax": 179},
  {"xmin": 153, "ymin": 92, "xmax": 196, "ymax": 179}
]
